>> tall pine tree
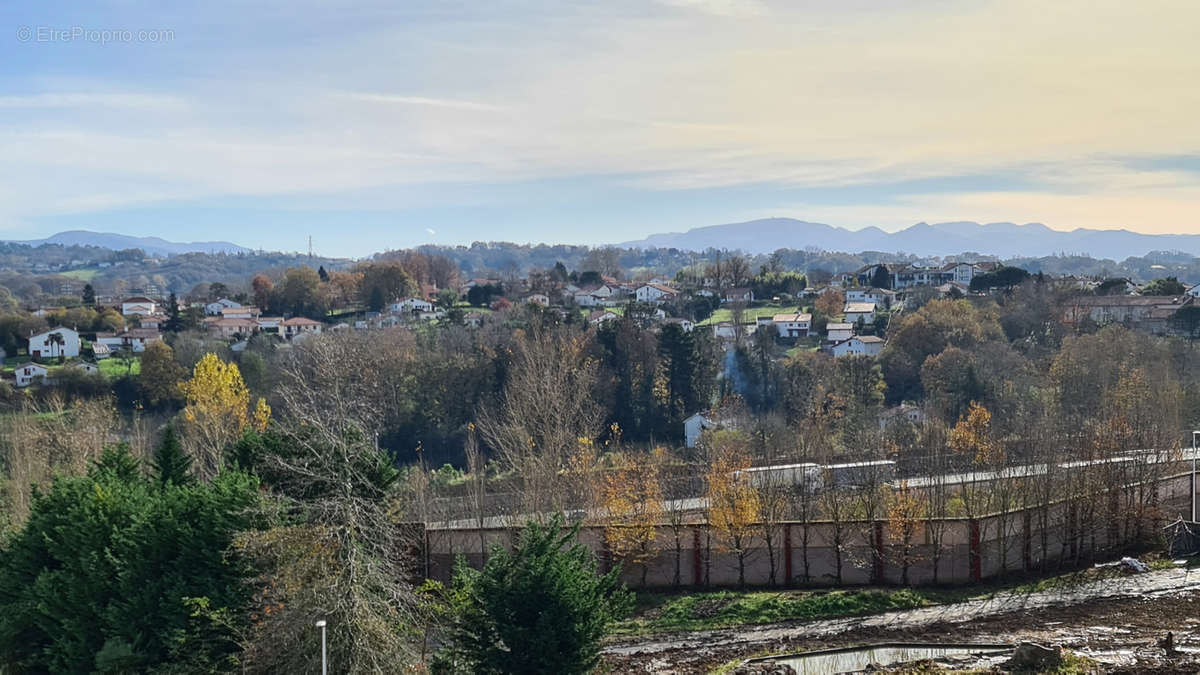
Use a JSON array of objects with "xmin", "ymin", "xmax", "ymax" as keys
[{"xmin": 153, "ymin": 425, "xmax": 193, "ymax": 485}]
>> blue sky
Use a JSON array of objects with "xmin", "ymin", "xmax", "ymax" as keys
[{"xmin": 1, "ymin": 0, "xmax": 1199, "ymax": 257}]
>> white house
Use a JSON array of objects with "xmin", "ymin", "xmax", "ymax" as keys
[
  {"xmin": 71, "ymin": 361, "xmax": 100, "ymax": 375},
  {"xmin": 831, "ymin": 335, "xmax": 885, "ymax": 357},
  {"xmin": 390, "ymin": 297, "xmax": 434, "ymax": 314},
  {"xmin": 14, "ymin": 362, "xmax": 48, "ymax": 387},
  {"xmin": 662, "ymin": 317, "xmax": 694, "ymax": 332},
  {"xmin": 96, "ymin": 328, "xmax": 162, "ymax": 353},
  {"xmin": 772, "ymin": 313, "xmax": 812, "ymax": 338},
  {"xmin": 683, "ymin": 412, "xmax": 714, "ymax": 448},
  {"xmin": 846, "ymin": 288, "xmax": 896, "ymax": 309},
  {"xmin": 826, "ymin": 322, "xmax": 854, "ymax": 343},
  {"xmin": 525, "ymin": 293, "xmax": 550, "ymax": 307},
  {"xmin": 586, "ymin": 310, "xmax": 619, "ymax": 326},
  {"xmin": 636, "ymin": 283, "xmax": 679, "ymax": 304},
  {"xmin": 879, "ymin": 404, "xmax": 926, "ymax": 430},
  {"xmin": 843, "ymin": 302, "xmax": 877, "ymax": 324},
  {"xmin": 121, "ymin": 296, "xmax": 157, "ymax": 316},
  {"xmin": 205, "ymin": 298, "xmax": 242, "ymax": 315},
  {"xmin": 28, "ymin": 327, "xmax": 81, "ymax": 359},
  {"xmin": 945, "ymin": 262, "xmax": 979, "ymax": 286}
]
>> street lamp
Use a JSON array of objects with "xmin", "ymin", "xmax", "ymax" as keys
[{"xmin": 316, "ymin": 619, "xmax": 327, "ymax": 675}]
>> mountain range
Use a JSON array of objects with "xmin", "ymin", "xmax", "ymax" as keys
[
  {"xmin": 618, "ymin": 218, "xmax": 1200, "ymax": 259},
  {"xmin": 3, "ymin": 230, "xmax": 251, "ymax": 256}
]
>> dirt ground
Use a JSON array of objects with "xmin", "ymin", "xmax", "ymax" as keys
[{"xmin": 603, "ymin": 566, "xmax": 1200, "ymax": 673}]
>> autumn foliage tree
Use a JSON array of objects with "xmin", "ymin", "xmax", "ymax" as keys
[
  {"xmin": 601, "ymin": 455, "xmax": 664, "ymax": 587},
  {"xmin": 179, "ymin": 353, "xmax": 270, "ymax": 478},
  {"xmin": 705, "ymin": 434, "xmax": 760, "ymax": 587}
]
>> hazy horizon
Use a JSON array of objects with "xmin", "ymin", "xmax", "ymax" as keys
[{"xmin": 3, "ymin": 1, "xmax": 1200, "ymax": 256}]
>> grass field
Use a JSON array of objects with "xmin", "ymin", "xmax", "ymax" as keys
[
  {"xmin": 697, "ymin": 304, "xmax": 800, "ymax": 326},
  {"xmin": 98, "ymin": 356, "xmax": 140, "ymax": 377},
  {"xmin": 59, "ymin": 268, "xmax": 99, "ymax": 281}
]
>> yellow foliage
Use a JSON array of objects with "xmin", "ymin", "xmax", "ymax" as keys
[
  {"xmin": 253, "ymin": 397, "xmax": 272, "ymax": 432},
  {"xmin": 602, "ymin": 459, "xmax": 663, "ymax": 568},
  {"xmin": 180, "ymin": 353, "xmax": 251, "ymax": 429},
  {"xmin": 950, "ymin": 402, "xmax": 1002, "ymax": 466},
  {"xmin": 706, "ymin": 444, "xmax": 760, "ymax": 552}
]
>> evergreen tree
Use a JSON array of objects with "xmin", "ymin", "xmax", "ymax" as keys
[
  {"xmin": 81, "ymin": 283, "xmax": 96, "ymax": 307},
  {"xmin": 163, "ymin": 291, "xmax": 184, "ymax": 333},
  {"xmin": 318, "ymin": 265, "xmax": 329, "ymax": 282},
  {"xmin": 153, "ymin": 425, "xmax": 193, "ymax": 485},
  {"xmin": 446, "ymin": 515, "xmax": 631, "ymax": 674}
]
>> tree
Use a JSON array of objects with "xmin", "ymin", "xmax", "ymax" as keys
[
  {"xmin": 436, "ymin": 287, "xmax": 459, "ymax": 309},
  {"xmin": 1141, "ymin": 276, "xmax": 1187, "ymax": 296},
  {"xmin": 208, "ymin": 282, "xmax": 230, "ymax": 301},
  {"xmin": 705, "ymin": 434, "xmax": 760, "ymax": 587},
  {"xmin": 870, "ymin": 265, "xmax": 891, "ymax": 289},
  {"xmin": 0, "ymin": 445, "xmax": 259, "ymax": 673},
  {"xmin": 601, "ymin": 456, "xmax": 663, "ymax": 587},
  {"xmin": 446, "ymin": 516, "xmax": 632, "ymax": 674},
  {"xmin": 81, "ymin": 283, "xmax": 95, "ymax": 307},
  {"xmin": 813, "ymin": 289, "xmax": 845, "ymax": 318},
  {"xmin": 317, "ymin": 265, "xmax": 329, "ymax": 282},
  {"xmin": 139, "ymin": 340, "xmax": 185, "ymax": 409},
  {"xmin": 1173, "ymin": 305, "xmax": 1200, "ymax": 339},
  {"xmin": 357, "ymin": 261, "xmax": 414, "ymax": 310},
  {"xmin": 153, "ymin": 425, "xmax": 193, "ymax": 485},
  {"xmin": 179, "ymin": 354, "xmax": 270, "ymax": 478},
  {"xmin": 275, "ymin": 266, "xmax": 325, "ymax": 318},
  {"xmin": 250, "ymin": 274, "xmax": 274, "ymax": 309},
  {"xmin": 163, "ymin": 291, "xmax": 184, "ymax": 333}
]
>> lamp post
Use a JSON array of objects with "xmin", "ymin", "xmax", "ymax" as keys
[{"xmin": 316, "ymin": 619, "xmax": 327, "ymax": 675}]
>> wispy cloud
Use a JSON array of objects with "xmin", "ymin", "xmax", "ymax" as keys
[{"xmin": 335, "ymin": 92, "xmax": 508, "ymax": 112}]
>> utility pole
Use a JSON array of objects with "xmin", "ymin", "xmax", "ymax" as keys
[
  {"xmin": 308, "ymin": 235, "xmax": 314, "ymax": 258},
  {"xmin": 316, "ymin": 619, "xmax": 327, "ymax": 675}
]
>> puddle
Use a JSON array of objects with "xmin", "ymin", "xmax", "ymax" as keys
[{"xmin": 755, "ymin": 643, "xmax": 1011, "ymax": 674}]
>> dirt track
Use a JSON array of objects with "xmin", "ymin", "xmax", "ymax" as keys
[{"xmin": 603, "ymin": 566, "xmax": 1200, "ymax": 672}]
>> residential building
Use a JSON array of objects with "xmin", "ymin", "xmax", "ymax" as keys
[
  {"xmin": 586, "ymin": 310, "xmax": 619, "ymax": 325},
  {"xmin": 96, "ymin": 328, "xmax": 162, "ymax": 353},
  {"xmin": 205, "ymin": 298, "xmax": 242, "ymax": 315},
  {"xmin": 14, "ymin": 362, "xmax": 48, "ymax": 387},
  {"xmin": 1060, "ymin": 295, "xmax": 1194, "ymax": 335},
  {"xmin": 390, "ymin": 297, "xmax": 434, "ymax": 314},
  {"xmin": 879, "ymin": 404, "xmax": 926, "ymax": 429},
  {"xmin": 525, "ymin": 293, "xmax": 550, "ymax": 307},
  {"xmin": 28, "ymin": 327, "xmax": 81, "ymax": 359},
  {"xmin": 846, "ymin": 288, "xmax": 896, "ymax": 308},
  {"xmin": 683, "ymin": 413, "xmax": 714, "ymax": 448},
  {"xmin": 772, "ymin": 313, "xmax": 812, "ymax": 338},
  {"xmin": 843, "ymin": 302, "xmax": 877, "ymax": 324},
  {"xmin": 831, "ymin": 335, "xmax": 885, "ymax": 357},
  {"xmin": 282, "ymin": 317, "xmax": 323, "ymax": 339},
  {"xmin": 221, "ymin": 306, "xmax": 262, "ymax": 319},
  {"xmin": 724, "ymin": 287, "xmax": 754, "ymax": 303},
  {"xmin": 207, "ymin": 317, "xmax": 259, "ymax": 338},
  {"xmin": 662, "ymin": 317, "xmax": 694, "ymax": 332},
  {"xmin": 825, "ymin": 322, "xmax": 854, "ymax": 342},
  {"xmin": 121, "ymin": 296, "xmax": 157, "ymax": 316},
  {"xmin": 636, "ymin": 283, "xmax": 679, "ymax": 304}
]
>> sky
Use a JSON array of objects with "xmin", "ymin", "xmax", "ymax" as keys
[{"xmin": 1, "ymin": 0, "xmax": 1199, "ymax": 257}]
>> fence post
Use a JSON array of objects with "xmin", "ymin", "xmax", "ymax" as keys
[
  {"xmin": 784, "ymin": 524, "xmax": 793, "ymax": 587},
  {"xmin": 692, "ymin": 526, "xmax": 703, "ymax": 587},
  {"xmin": 968, "ymin": 519, "xmax": 982, "ymax": 582},
  {"xmin": 872, "ymin": 521, "xmax": 885, "ymax": 585},
  {"xmin": 1022, "ymin": 511, "xmax": 1032, "ymax": 572}
]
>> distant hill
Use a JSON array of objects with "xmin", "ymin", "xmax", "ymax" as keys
[
  {"xmin": 619, "ymin": 218, "xmax": 1200, "ymax": 259},
  {"xmin": 3, "ymin": 230, "xmax": 251, "ymax": 256}
]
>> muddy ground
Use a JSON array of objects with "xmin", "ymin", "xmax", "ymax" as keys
[{"xmin": 603, "ymin": 566, "xmax": 1200, "ymax": 673}]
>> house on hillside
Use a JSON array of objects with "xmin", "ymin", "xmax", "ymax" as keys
[
  {"xmin": 121, "ymin": 296, "xmax": 157, "ymax": 316},
  {"xmin": 683, "ymin": 412, "xmax": 714, "ymax": 448},
  {"xmin": 205, "ymin": 298, "xmax": 241, "ymax": 315},
  {"xmin": 662, "ymin": 317, "xmax": 694, "ymax": 332},
  {"xmin": 14, "ymin": 362, "xmax": 48, "ymax": 387},
  {"xmin": 221, "ymin": 306, "xmax": 261, "ymax": 319},
  {"xmin": 724, "ymin": 288, "xmax": 754, "ymax": 303},
  {"xmin": 282, "ymin": 317, "xmax": 323, "ymax": 339},
  {"xmin": 826, "ymin": 322, "xmax": 853, "ymax": 342},
  {"xmin": 831, "ymin": 335, "xmax": 885, "ymax": 357},
  {"xmin": 772, "ymin": 313, "xmax": 812, "ymax": 338},
  {"xmin": 97, "ymin": 328, "xmax": 162, "ymax": 353},
  {"xmin": 636, "ymin": 283, "xmax": 679, "ymax": 304},
  {"xmin": 525, "ymin": 293, "xmax": 550, "ymax": 307},
  {"xmin": 586, "ymin": 310, "xmax": 619, "ymax": 326},
  {"xmin": 28, "ymin": 327, "xmax": 81, "ymax": 359},
  {"xmin": 1060, "ymin": 295, "xmax": 1194, "ymax": 335},
  {"xmin": 207, "ymin": 317, "xmax": 259, "ymax": 338},
  {"xmin": 390, "ymin": 297, "xmax": 434, "ymax": 314},
  {"xmin": 879, "ymin": 404, "xmax": 926, "ymax": 429},
  {"xmin": 846, "ymin": 288, "xmax": 896, "ymax": 309},
  {"xmin": 843, "ymin": 302, "xmax": 877, "ymax": 324}
]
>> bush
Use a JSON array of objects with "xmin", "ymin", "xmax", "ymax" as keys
[{"xmin": 445, "ymin": 515, "xmax": 632, "ymax": 674}]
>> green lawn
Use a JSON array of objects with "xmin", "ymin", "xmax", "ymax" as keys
[
  {"xmin": 60, "ymin": 268, "xmax": 99, "ymax": 281},
  {"xmin": 698, "ymin": 304, "xmax": 798, "ymax": 326},
  {"xmin": 98, "ymin": 356, "xmax": 140, "ymax": 377}
]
